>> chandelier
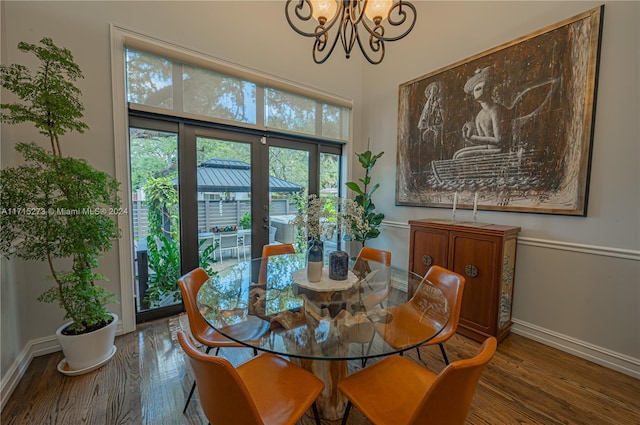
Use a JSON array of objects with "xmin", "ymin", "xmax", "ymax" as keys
[{"xmin": 285, "ymin": 0, "xmax": 417, "ymax": 64}]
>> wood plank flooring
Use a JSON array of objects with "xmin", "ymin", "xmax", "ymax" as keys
[{"xmin": 2, "ymin": 314, "xmax": 639, "ymax": 424}]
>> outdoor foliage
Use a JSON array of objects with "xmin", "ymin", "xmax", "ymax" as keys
[
  {"xmin": 240, "ymin": 212, "xmax": 251, "ymax": 230},
  {"xmin": 142, "ymin": 179, "xmax": 217, "ymax": 307}
]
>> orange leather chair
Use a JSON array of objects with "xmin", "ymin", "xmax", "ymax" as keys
[
  {"xmin": 258, "ymin": 243, "xmax": 295, "ymax": 284},
  {"xmin": 416, "ymin": 265, "xmax": 465, "ymax": 365},
  {"xmin": 178, "ymin": 330, "xmax": 324, "ymax": 425},
  {"xmin": 353, "ymin": 246, "xmax": 392, "ymax": 308},
  {"xmin": 178, "ymin": 267, "xmax": 266, "ymax": 413},
  {"xmin": 354, "ymin": 246, "xmax": 392, "ymax": 268},
  {"xmin": 338, "ymin": 336, "xmax": 497, "ymax": 425},
  {"xmin": 374, "ymin": 265, "xmax": 465, "ymax": 366}
]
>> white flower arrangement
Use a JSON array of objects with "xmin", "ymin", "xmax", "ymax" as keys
[
  {"xmin": 337, "ymin": 198, "xmax": 371, "ymax": 242},
  {"xmin": 290, "ymin": 194, "xmax": 331, "ymax": 242},
  {"xmin": 290, "ymin": 195, "xmax": 370, "ymax": 243}
]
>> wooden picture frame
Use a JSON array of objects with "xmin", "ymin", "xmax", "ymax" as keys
[{"xmin": 396, "ymin": 6, "xmax": 603, "ymax": 216}]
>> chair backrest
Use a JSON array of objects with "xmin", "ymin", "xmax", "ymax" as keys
[
  {"xmin": 353, "ymin": 247, "xmax": 391, "ymax": 278},
  {"xmin": 354, "ymin": 247, "xmax": 392, "ymax": 307},
  {"xmin": 356, "ymin": 246, "xmax": 392, "ymax": 266},
  {"xmin": 177, "ymin": 330, "xmax": 263, "ymax": 424},
  {"xmin": 259, "ymin": 243, "xmax": 295, "ymax": 283},
  {"xmin": 177, "ymin": 268, "xmax": 214, "ymax": 346},
  {"xmin": 409, "ymin": 336, "xmax": 497, "ymax": 425},
  {"xmin": 218, "ymin": 232, "xmax": 239, "ymax": 249},
  {"xmin": 421, "ymin": 265, "xmax": 465, "ymax": 340},
  {"xmin": 261, "ymin": 243, "xmax": 295, "ymax": 257}
]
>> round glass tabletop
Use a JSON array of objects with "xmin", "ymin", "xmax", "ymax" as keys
[{"xmin": 197, "ymin": 253, "xmax": 450, "ymax": 361}]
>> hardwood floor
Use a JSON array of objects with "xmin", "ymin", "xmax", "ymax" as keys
[{"xmin": 2, "ymin": 315, "xmax": 639, "ymax": 424}]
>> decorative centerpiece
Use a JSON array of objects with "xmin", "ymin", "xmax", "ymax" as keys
[
  {"xmin": 291, "ymin": 195, "xmax": 370, "ymax": 282},
  {"xmin": 328, "ymin": 198, "xmax": 370, "ymax": 280},
  {"xmin": 291, "ymin": 194, "xmax": 332, "ymax": 282},
  {"xmin": 329, "ymin": 249, "xmax": 350, "ymax": 280}
]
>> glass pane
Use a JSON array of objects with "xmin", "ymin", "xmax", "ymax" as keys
[
  {"xmin": 320, "ymin": 152, "xmax": 341, "ymax": 255},
  {"xmin": 322, "ymin": 103, "xmax": 349, "ymax": 141},
  {"xmin": 265, "ymin": 88, "xmax": 316, "ymax": 134},
  {"xmin": 129, "ymin": 128, "xmax": 180, "ymax": 312},
  {"xmin": 196, "ymin": 137, "xmax": 252, "ymax": 272},
  {"xmin": 126, "ymin": 49, "xmax": 173, "ymax": 109},
  {"xmin": 269, "ymin": 146, "xmax": 308, "ymax": 253},
  {"xmin": 183, "ymin": 65, "xmax": 257, "ymax": 124}
]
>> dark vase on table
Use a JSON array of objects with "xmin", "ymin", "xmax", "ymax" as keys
[{"xmin": 329, "ymin": 250, "xmax": 349, "ymax": 280}]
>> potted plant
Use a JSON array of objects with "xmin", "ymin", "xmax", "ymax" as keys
[
  {"xmin": 345, "ymin": 148, "xmax": 385, "ymax": 247},
  {"xmin": 0, "ymin": 38, "xmax": 122, "ymax": 373}
]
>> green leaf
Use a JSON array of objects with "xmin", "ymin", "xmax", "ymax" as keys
[{"xmin": 346, "ymin": 181, "xmax": 364, "ymax": 195}]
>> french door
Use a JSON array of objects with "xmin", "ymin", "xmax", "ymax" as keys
[{"xmin": 129, "ymin": 113, "xmax": 342, "ymax": 322}]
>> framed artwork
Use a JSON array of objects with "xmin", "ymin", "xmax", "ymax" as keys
[{"xmin": 396, "ymin": 6, "xmax": 603, "ymax": 216}]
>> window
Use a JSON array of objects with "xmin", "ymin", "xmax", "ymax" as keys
[{"xmin": 125, "ymin": 47, "xmax": 350, "ymax": 141}]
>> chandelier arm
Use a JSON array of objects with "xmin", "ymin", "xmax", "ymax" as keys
[
  {"xmin": 285, "ymin": 0, "xmax": 342, "ymax": 38},
  {"xmin": 359, "ymin": 1, "xmax": 417, "ymax": 42},
  {"xmin": 313, "ymin": 27, "xmax": 343, "ymax": 64},
  {"xmin": 349, "ymin": 0, "xmax": 367, "ymax": 26},
  {"xmin": 285, "ymin": 0, "xmax": 415, "ymax": 64},
  {"xmin": 340, "ymin": 13, "xmax": 359, "ymax": 59},
  {"xmin": 354, "ymin": 25, "xmax": 384, "ymax": 65}
]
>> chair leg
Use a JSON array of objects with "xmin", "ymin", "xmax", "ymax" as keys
[
  {"xmin": 184, "ymin": 345, "xmax": 217, "ymax": 413},
  {"xmin": 183, "ymin": 380, "xmax": 197, "ymax": 413},
  {"xmin": 361, "ymin": 331, "xmax": 375, "ymax": 367},
  {"xmin": 253, "ymin": 347, "xmax": 257, "ymax": 356},
  {"xmin": 416, "ymin": 346, "xmax": 422, "ymax": 361},
  {"xmin": 341, "ymin": 401, "xmax": 352, "ymax": 425},
  {"xmin": 312, "ymin": 402, "xmax": 321, "ymax": 425},
  {"xmin": 439, "ymin": 343, "xmax": 450, "ymax": 365}
]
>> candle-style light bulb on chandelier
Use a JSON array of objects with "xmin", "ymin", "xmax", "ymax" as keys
[{"xmin": 285, "ymin": 0, "xmax": 417, "ymax": 64}]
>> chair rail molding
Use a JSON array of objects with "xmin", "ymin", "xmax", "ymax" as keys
[{"xmin": 381, "ymin": 220, "xmax": 640, "ymax": 261}]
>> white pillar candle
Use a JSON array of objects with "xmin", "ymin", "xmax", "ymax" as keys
[
  {"xmin": 452, "ymin": 192, "xmax": 458, "ymax": 216},
  {"xmin": 473, "ymin": 192, "xmax": 478, "ymax": 216}
]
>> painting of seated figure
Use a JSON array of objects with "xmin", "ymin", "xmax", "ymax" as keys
[{"xmin": 396, "ymin": 6, "xmax": 603, "ymax": 216}]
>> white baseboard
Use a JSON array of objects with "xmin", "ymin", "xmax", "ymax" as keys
[
  {"xmin": 391, "ymin": 270, "xmax": 639, "ymax": 380},
  {"xmin": 1, "ymin": 322, "xmax": 124, "ymax": 410},
  {"xmin": 1, "ymin": 334, "xmax": 58, "ymax": 410},
  {"xmin": 511, "ymin": 319, "xmax": 640, "ymax": 379}
]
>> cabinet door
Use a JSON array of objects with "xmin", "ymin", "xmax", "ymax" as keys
[
  {"xmin": 449, "ymin": 232, "xmax": 498, "ymax": 337},
  {"xmin": 408, "ymin": 227, "xmax": 449, "ymax": 297}
]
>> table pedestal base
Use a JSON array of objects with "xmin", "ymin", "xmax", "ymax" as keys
[{"xmin": 293, "ymin": 358, "xmax": 347, "ymax": 421}]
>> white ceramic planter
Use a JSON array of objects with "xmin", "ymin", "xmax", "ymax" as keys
[{"xmin": 56, "ymin": 313, "xmax": 118, "ymax": 373}]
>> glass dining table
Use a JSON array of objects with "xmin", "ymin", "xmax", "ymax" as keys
[{"xmin": 196, "ymin": 253, "xmax": 450, "ymax": 420}]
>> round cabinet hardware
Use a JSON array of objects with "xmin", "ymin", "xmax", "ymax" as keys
[
  {"xmin": 465, "ymin": 264, "xmax": 479, "ymax": 278},
  {"xmin": 422, "ymin": 255, "xmax": 433, "ymax": 266}
]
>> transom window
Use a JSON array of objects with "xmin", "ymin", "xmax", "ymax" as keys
[{"xmin": 125, "ymin": 48, "xmax": 350, "ymax": 141}]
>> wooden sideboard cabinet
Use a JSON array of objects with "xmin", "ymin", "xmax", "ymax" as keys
[{"xmin": 408, "ymin": 218, "xmax": 520, "ymax": 343}]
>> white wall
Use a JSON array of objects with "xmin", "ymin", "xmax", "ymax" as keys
[{"xmin": 1, "ymin": 0, "xmax": 638, "ymax": 406}]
